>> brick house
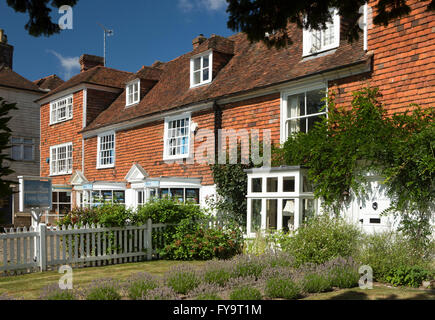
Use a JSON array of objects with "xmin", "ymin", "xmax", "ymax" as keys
[
  {"xmin": 0, "ymin": 29, "xmax": 64, "ymax": 226},
  {"xmin": 36, "ymin": 1, "xmax": 433, "ymax": 231}
]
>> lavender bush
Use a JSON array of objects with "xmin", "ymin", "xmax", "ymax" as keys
[
  {"xmin": 40, "ymin": 283, "xmax": 76, "ymax": 300},
  {"xmin": 143, "ymin": 286, "xmax": 180, "ymax": 300},
  {"xmin": 125, "ymin": 272, "xmax": 159, "ymax": 300},
  {"xmin": 82, "ymin": 278, "xmax": 122, "ymax": 300},
  {"xmin": 165, "ymin": 264, "xmax": 201, "ymax": 295}
]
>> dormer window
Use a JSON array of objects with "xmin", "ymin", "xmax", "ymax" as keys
[
  {"xmin": 303, "ymin": 9, "xmax": 340, "ymax": 57},
  {"xmin": 190, "ymin": 51, "xmax": 213, "ymax": 88},
  {"xmin": 126, "ymin": 79, "xmax": 140, "ymax": 106}
]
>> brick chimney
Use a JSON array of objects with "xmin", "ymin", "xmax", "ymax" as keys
[
  {"xmin": 0, "ymin": 29, "xmax": 13, "ymax": 69},
  {"xmin": 79, "ymin": 54, "xmax": 104, "ymax": 72},
  {"xmin": 192, "ymin": 34, "xmax": 207, "ymax": 50}
]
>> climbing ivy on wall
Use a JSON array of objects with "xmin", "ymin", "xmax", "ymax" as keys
[{"xmin": 276, "ymin": 87, "xmax": 434, "ymax": 248}]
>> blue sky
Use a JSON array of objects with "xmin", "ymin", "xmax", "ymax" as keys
[{"xmin": 0, "ymin": 0, "xmax": 233, "ymax": 81}]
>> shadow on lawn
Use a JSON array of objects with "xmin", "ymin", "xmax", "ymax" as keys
[{"xmin": 328, "ymin": 288, "xmax": 435, "ymax": 300}]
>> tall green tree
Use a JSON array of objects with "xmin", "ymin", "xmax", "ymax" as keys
[
  {"xmin": 0, "ymin": 97, "xmax": 17, "ymax": 197},
  {"xmin": 6, "ymin": 0, "xmax": 78, "ymax": 37},
  {"xmin": 226, "ymin": 0, "xmax": 435, "ymax": 48}
]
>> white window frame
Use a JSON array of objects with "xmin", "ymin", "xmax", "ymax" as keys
[
  {"xmin": 11, "ymin": 137, "xmax": 35, "ymax": 161},
  {"xmin": 163, "ymin": 113, "xmax": 192, "ymax": 161},
  {"xmin": 302, "ymin": 9, "xmax": 340, "ymax": 57},
  {"xmin": 190, "ymin": 50, "xmax": 213, "ymax": 88},
  {"xmin": 50, "ymin": 142, "xmax": 73, "ymax": 176},
  {"xmin": 97, "ymin": 131, "xmax": 116, "ymax": 169},
  {"xmin": 126, "ymin": 79, "xmax": 140, "ymax": 107},
  {"xmin": 50, "ymin": 94, "xmax": 73, "ymax": 124},
  {"xmin": 280, "ymin": 83, "xmax": 327, "ymax": 143}
]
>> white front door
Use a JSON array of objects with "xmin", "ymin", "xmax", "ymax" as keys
[{"xmin": 356, "ymin": 177, "xmax": 396, "ymax": 234}]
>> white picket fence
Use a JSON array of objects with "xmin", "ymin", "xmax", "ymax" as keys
[{"xmin": 0, "ymin": 219, "xmax": 168, "ymax": 275}]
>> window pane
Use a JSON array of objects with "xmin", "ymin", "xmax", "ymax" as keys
[
  {"xmin": 171, "ymin": 188, "xmax": 184, "ymax": 203},
  {"xmin": 203, "ymin": 56, "xmax": 209, "ymax": 68},
  {"xmin": 193, "ymin": 71, "xmax": 201, "ymax": 85},
  {"xmin": 58, "ymin": 204, "xmax": 71, "ymax": 215},
  {"xmin": 306, "ymin": 90, "xmax": 325, "ymax": 115},
  {"xmin": 52, "ymin": 192, "xmax": 58, "ymax": 203},
  {"xmin": 252, "ymin": 178, "xmax": 262, "ymax": 193},
  {"xmin": 12, "ymin": 145, "xmax": 21, "ymax": 160},
  {"xmin": 307, "ymin": 115, "xmax": 323, "ymax": 132},
  {"xmin": 113, "ymin": 191, "xmax": 125, "ymax": 204},
  {"xmin": 58, "ymin": 192, "xmax": 71, "ymax": 203},
  {"xmin": 267, "ymin": 177, "xmax": 278, "ymax": 192},
  {"xmin": 303, "ymin": 175, "xmax": 314, "ymax": 192},
  {"xmin": 287, "ymin": 93, "xmax": 305, "ymax": 119},
  {"xmin": 11, "ymin": 137, "xmax": 21, "ymax": 144},
  {"xmin": 193, "ymin": 58, "xmax": 201, "ymax": 71},
  {"xmin": 160, "ymin": 188, "xmax": 170, "ymax": 199},
  {"xmin": 283, "ymin": 177, "xmax": 295, "ymax": 192},
  {"xmin": 23, "ymin": 145, "xmax": 33, "ymax": 160},
  {"xmin": 266, "ymin": 199, "xmax": 277, "ymax": 230},
  {"xmin": 282, "ymin": 199, "xmax": 295, "ymax": 232},
  {"xmin": 251, "ymin": 199, "xmax": 262, "ymax": 232},
  {"xmin": 202, "ymin": 68, "xmax": 209, "ymax": 81},
  {"xmin": 185, "ymin": 188, "xmax": 199, "ymax": 204},
  {"xmin": 302, "ymin": 199, "xmax": 315, "ymax": 223},
  {"xmin": 323, "ymin": 22, "xmax": 335, "ymax": 46}
]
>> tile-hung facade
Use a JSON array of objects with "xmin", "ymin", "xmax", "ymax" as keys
[{"xmin": 37, "ymin": 0, "xmax": 434, "ymax": 233}]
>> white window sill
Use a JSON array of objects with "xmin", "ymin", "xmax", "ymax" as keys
[
  {"xmin": 125, "ymin": 101, "xmax": 140, "ymax": 108},
  {"xmin": 302, "ymin": 46, "xmax": 338, "ymax": 60},
  {"xmin": 190, "ymin": 80, "xmax": 212, "ymax": 89},
  {"xmin": 97, "ymin": 165, "xmax": 115, "ymax": 170},
  {"xmin": 50, "ymin": 118, "xmax": 73, "ymax": 126},
  {"xmin": 50, "ymin": 172, "xmax": 73, "ymax": 177},
  {"xmin": 163, "ymin": 154, "xmax": 189, "ymax": 161}
]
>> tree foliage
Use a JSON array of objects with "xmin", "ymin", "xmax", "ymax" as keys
[
  {"xmin": 6, "ymin": 0, "xmax": 78, "ymax": 37},
  {"xmin": 226, "ymin": 0, "xmax": 435, "ymax": 48},
  {"xmin": 277, "ymin": 87, "xmax": 434, "ymax": 246},
  {"xmin": 0, "ymin": 97, "xmax": 17, "ymax": 198}
]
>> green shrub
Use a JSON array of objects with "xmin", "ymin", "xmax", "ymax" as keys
[
  {"xmin": 356, "ymin": 232, "xmax": 430, "ymax": 282},
  {"xmin": 85, "ymin": 279, "xmax": 121, "ymax": 300},
  {"xmin": 279, "ymin": 215, "xmax": 362, "ymax": 266},
  {"xmin": 385, "ymin": 265, "xmax": 433, "ymax": 288},
  {"xmin": 328, "ymin": 266, "xmax": 359, "ymax": 289},
  {"xmin": 165, "ymin": 265, "xmax": 201, "ymax": 295},
  {"xmin": 229, "ymin": 286, "xmax": 262, "ymax": 300},
  {"xmin": 163, "ymin": 222, "xmax": 243, "ymax": 261},
  {"xmin": 302, "ymin": 274, "xmax": 332, "ymax": 293},
  {"xmin": 127, "ymin": 273, "xmax": 159, "ymax": 300},
  {"xmin": 265, "ymin": 277, "xmax": 301, "ymax": 299},
  {"xmin": 58, "ymin": 204, "xmax": 133, "ymax": 227},
  {"xmin": 204, "ymin": 269, "xmax": 232, "ymax": 287}
]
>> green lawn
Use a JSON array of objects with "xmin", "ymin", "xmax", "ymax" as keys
[
  {"xmin": 0, "ymin": 261, "xmax": 433, "ymax": 300},
  {"xmin": 0, "ymin": 260, "xmax": 205, "ymax": 300}
]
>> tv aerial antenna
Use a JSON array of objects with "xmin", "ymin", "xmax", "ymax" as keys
[{"xmin": 98, "ymin": 23, "xmax": 114, "ymax": 66}]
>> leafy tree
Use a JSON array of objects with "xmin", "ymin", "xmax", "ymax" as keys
[
  {"xmin": 226, "ymin": 0, "xmax": 435, "ymax": 48},
  {"xmin": 6, "ymin": 0, "xmax": 78, "ymax": 37},
  {"xmin": 0, "ymin": 97, "xmax": 17, "ymax": 198}
]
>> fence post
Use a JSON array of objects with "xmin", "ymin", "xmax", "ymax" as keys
[
  {"xmin": 147, "ymin": 219, "xmax": 152, "ymax": 261},
  {"xmin": 39, "ymin": 224, "xmax": 47, "ymax": 271}
]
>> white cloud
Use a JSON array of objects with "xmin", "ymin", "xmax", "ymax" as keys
[
  {"xmin": 178, "ymin": 0, "xmax": 227, "ymax": 12},
  {"xmin": 47, "ymin": 50, "xmax": 80, "ymax": 80}
]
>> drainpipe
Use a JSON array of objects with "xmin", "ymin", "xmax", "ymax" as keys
[{"xmin": 213, "ymin": 101, "xmax": 222, "ymax": 164}]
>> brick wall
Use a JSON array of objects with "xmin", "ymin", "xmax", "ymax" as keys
[
  {"xmin": 40, "ymin": 90, "xmax": 84, "ymax": 185},
  {"xmin": 83, "ymin": 109, "xmax": 216, "ymax": 185},
  {"xmin": 86, "ymin": 89, "xmax": 119, "ymax": 126},
  {"xmin": 329, "ymin": 0, "xmax": 434, "ymax": 113}
]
